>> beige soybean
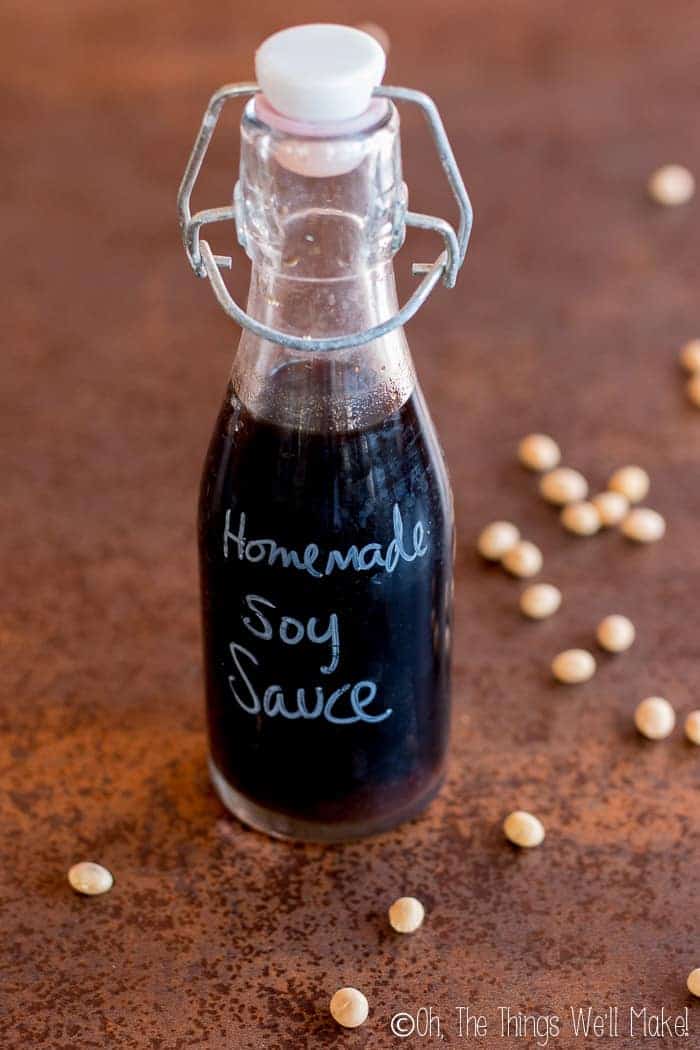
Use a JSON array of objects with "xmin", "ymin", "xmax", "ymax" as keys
[
  {"xmin": 688, "ymin": 969, "xmax": 700, "ymax": 998},
  {"xmin": 388, "ymin": 896, "xmax": 425, "ymax": 934},
  {"xmin": 592, "ymin": 491, "xmax": 629, "ymax": 527},
  {"xmin": 552, "ymin": 649, "xmax": 596, "ymax": 684},
  {"xmin": 502, "ymin": 540, "xmax": 543, "ymax": 578},
  {"xmin": 518, "ymin": 433, "xmax": 561, "ymax": 472},
  {"xmin": 686, "ymin": 373, "xmax": 700, "ymax": 407},
  {"xmin": 330, "ymin": 988, "xmax": 369, "ymax": 1029},
  {"xmin": 685, "ymin": 710, "xmax": 700, "ymax": 745},
  {"xmin": 596, "ymin": 614, "xmax": 636, "ymax": 653},
  {"xmin": 634, "ymin": 697, "xmax": 676, "ymax": 740},
  {"xmin": 680, "ymin": 339, "xmax": 700, "ymax": 373},
  {"xmin": 648, "ymin": 164, "xmax": 695, "ymax": 206},
  {"xmin": 477, "ymin": 520, "xmax": 520, "ymax": 561},
  {"xmin": 520, "ymin": 583, "xmax": 562, "ymax": 620},
  {"xmin": 608, "ymin": 465, "xmax": 649, "ymax": 504},
  {"xmin": 68, "ymin": 861, "xmax": 114, "ymax": 896},
  {"xmin": 561, "ymin": 500, "xmax": 601, "ymax": 536},
  {"xmin": 539, "ymin": 467, "xmax": 588, "ymax": 506},
  {"xmin": 503, "ymin": 810, "xmax": 545, "ymax": 848},
  {"xmin": 621, "ymin": 507, "xmax": 666, "ymax": 543}
]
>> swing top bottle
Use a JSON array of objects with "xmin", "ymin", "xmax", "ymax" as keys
[{"xmin": 178, "ymin": 24, "xmax": 473, "ymax": 840}]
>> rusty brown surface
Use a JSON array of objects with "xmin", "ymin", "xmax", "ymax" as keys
[{"xmin": 2, "ymin": 2, "xmax": 700, "ymax": 1047}]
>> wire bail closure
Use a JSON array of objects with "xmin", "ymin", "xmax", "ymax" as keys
[{"xmin": 177, "ymin": 83, "xmax": 473, "ymax": 352}]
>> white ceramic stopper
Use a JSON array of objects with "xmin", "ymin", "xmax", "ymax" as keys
[{"xmin": 255, "ymin": 24, "xmax": 386, "ymax": 124}]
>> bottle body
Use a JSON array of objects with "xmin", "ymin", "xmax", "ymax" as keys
[{"xmin": 199, "ymin": 367, "xmax": 453, "ymax": 841}]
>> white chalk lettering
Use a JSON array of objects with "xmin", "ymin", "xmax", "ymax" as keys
[
  {"xmin": 242, "ymin": 595, "xmax": 340, "ymax": 674},
  {"xmin": 227, "ymin": 641, "xmax": 261, "ymax": 715},
  {"xmin": 223, "ymin": 503, "xmax": 428, "ymax": 578},
  {"xmin": 325, "ymin": 681, "xmax": 390, "ymax": 725},
  {"xmin": 280, "ymin": 617, "xmax": 305, "ymax": 645},
  {"xmin": 227, "ymin": 641, "xmax": 391, "ymax": 725},
  {"xmin": 263, "ymin": 684, "xmax": 302, "ymax": 719},
  {"xmin": 242, "ymin": 594, "xmax": 274, "ymax": 640},
  {"xmin": 220, "ymin": 504, "xmax": 425, "ymax": 732},
  {"xmin": 307, "ymin": 615, "xmax": 340, "ymax": 675}
]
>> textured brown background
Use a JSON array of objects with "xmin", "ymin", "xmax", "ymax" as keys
[{"xmin": 2, "ymin": 1, "xmax": 699, "ymax": 1047}]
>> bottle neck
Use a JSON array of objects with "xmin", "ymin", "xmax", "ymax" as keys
[
  {"xmin": 244, "ymin": 257, "xmax": 400, "ymax": 339},
  {"xmin": 230, "ymin": 99, "xmax": 414, "ymax": 433},
  {"xmin": 237, "ymin": 98, "xmax": 405, "ymax": 280},
  {"xmin": 232, "ymin": 259, "xmax": 413, "ymax": 434}
]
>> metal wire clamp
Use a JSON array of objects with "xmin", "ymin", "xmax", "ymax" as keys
[{"xmin": 177, "ymin": 83, "xmax": 473, "ymax": 352}]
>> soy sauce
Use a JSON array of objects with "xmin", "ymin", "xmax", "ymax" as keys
[{"xmin": 199, "ymin": 383, "xmax": 453, "ymax": 838}]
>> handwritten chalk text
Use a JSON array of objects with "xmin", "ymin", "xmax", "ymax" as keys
[
  {"xmin": 228, "ymin": 641, "xmax": 391, "ymax": 724},
  {"xmin": 223, "ymin": 503, "xmax": 427, "ymax": 578}
]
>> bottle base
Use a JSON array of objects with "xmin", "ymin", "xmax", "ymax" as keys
[{"xmin": 208, "ymin": 755, "xmax": 445, "ymax": 843}]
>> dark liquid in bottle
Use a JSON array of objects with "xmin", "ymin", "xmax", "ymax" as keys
[{"xmin": 199, "ymin": 382, "xmax": 453, "ymax": 839}]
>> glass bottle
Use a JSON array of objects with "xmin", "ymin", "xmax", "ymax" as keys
[{"xmin": 179, "ymin": 25, "xmax": 472, "ymax": 842}]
